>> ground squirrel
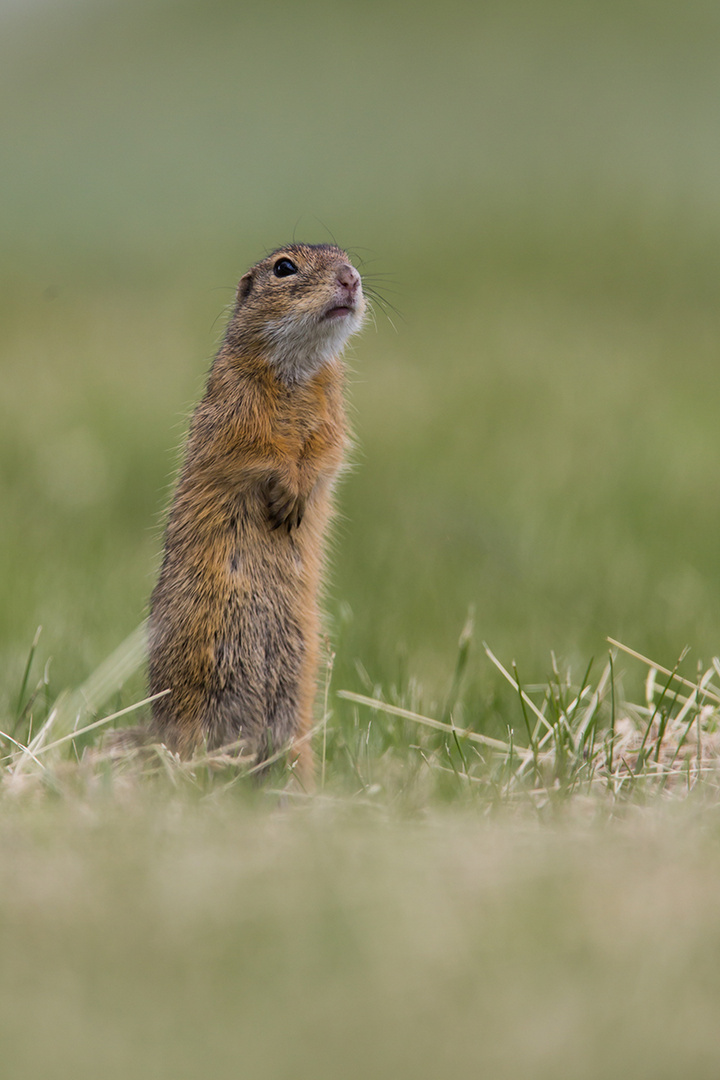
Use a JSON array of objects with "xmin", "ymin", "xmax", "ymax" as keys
[{"xmin": 148, "ymin": 243, "xmax": 365, "ymax": 781}]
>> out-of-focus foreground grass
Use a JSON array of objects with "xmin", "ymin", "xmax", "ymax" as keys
[
  {"xmin": 3, "ymin": 796, "xmax": 720, "ymax": 1080},
  {"xmin": 2, "ymin": 2, "xmax": 720, "ymax": 1074}
]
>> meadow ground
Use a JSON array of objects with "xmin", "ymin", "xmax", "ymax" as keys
[
  {"xmin": 3, "ymin": 793, "xmax": 720, "ymax": 1080},
  {"xmin": 2, "ymin": 0, "xmax": 720, "ymax": 1074}
]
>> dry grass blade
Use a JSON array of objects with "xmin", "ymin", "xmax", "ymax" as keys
[
  {"xmin": 608, "ymin": 637, "xmax": 720, "ymax": 706},
  {"xmin": 31, "ymin": 691, "xmax": 170, "ymax": 759},
  {"xmin": 483, "ymin": 643, "xmax": 554, "ymax": 734},
  {"xmin": 337, "ymin": 689, "xmax": 512, "ymax": 752}
]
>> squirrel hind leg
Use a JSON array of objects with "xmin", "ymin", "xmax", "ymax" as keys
[
  {"xmin": 203, "ymin": 683, "xmax": 264, "ymax": 757},
  {"xmin": 255, "ymin": 658, "xmax": 316, "ymax": 788},
  {"xmin": 252, "ymin": 726, "xmax": 316, "ymax": 791}
]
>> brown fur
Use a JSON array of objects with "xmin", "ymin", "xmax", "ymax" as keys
[{"xmin": 148, "ymin": 244, "xmax": 365, "ymax": 782}]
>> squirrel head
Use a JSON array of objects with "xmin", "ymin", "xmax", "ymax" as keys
[{"xmin": 227, "ymin": 243, "xmax": 366, "ymax": 384}]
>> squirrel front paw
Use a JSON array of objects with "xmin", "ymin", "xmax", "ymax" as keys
[{"xmin": 266, "ymin": 477, "xmax": 307, "ymax": 533}]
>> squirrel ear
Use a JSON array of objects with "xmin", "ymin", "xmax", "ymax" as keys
[{"xmin": 237, "ymin": 272, "xmax": 253, "ymax": 302}]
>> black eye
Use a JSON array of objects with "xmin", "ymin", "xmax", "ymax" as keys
[{"xmin": 273, "ymin": 258, "xmax": 298, "ymax": 278}]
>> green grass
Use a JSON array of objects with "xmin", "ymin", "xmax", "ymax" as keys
[
  {"xmin": 3, "ymin": 0, "xmax": 720, "ymax": 1074},
  {"xmin": 5, "ymin": 613, "xmax": 720, "ymax": 806}
]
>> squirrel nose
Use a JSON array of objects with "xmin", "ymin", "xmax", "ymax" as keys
[{"xmin": 336, "ymin": 264, "xmax": 360, "ymax": 296}]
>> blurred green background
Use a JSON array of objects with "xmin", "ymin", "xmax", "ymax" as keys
[{"xmin": 2, "ymin": 0, "xmax": 719, "ymax": 720}]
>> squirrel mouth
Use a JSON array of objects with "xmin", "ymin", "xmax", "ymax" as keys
[{"xmin": 324, "ymin": 304, "xmax": 355, "ymax": 320}]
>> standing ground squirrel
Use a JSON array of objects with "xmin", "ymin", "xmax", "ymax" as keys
[{"xmin": 148, "ymin": 243, "xmax": 365, "ymax": 781}]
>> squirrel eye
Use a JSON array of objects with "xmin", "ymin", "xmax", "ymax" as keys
[{"xmin": 273, "ymin": 258, "xmax": 298, "ymax": 278}]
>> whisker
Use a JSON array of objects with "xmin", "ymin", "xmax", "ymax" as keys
[
  {"xmin": 364, "ymin": 287, "xmax": 404, "ymax": 322},
  {"xmin": 210, "ymin": 301, "xmax": 235, "ymax": 338},
  {"xmin": 364, "ymin": 295, "xmax": 400, "ymax": 332}
]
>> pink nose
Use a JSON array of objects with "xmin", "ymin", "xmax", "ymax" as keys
[{"xmin": 336, "ymin": 264, "xmax": 360, "ymax": 296}]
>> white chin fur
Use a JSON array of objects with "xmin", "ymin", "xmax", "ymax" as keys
[{"xmin": 263, "ymin": 309, "xmax": 364, "ymax": 383}]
